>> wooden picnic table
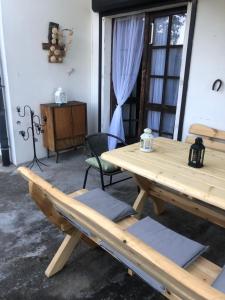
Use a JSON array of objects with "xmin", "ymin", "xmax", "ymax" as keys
[{"xmin": 101, "ymin": 137, "xmax": 225, "ymax": 228}]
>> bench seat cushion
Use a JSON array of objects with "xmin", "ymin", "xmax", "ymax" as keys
[
  {"xmin": 213, "ymin": 265, "xmax": 225, "ymax": 293},
  {"xmin": 101, "ymin": 217, "xmax": 208, "ymax": 293},
  {"xmin": 61, "ymin": 188, "xmax": 136, "ymax": 236}
]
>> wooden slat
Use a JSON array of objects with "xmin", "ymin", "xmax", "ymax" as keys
[
  {"xmin": 189, "ymin": 124, "xmax": 225, "ymax": 141},
  {"xmin": 18, "ymin": 167, "xmax": 225, "ymax": 300},
  {"xmin": 186, "ymin": 135, "xmax": 225, "ymax": 153}
]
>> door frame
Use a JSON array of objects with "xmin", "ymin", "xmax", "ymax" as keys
[
  {"xmin": 99, "ymin": 1, "xmax": 198, "ymax": 140},
  {"xmin": 138, "ymin": 7, "xmax": 187, "ymax": 138}
]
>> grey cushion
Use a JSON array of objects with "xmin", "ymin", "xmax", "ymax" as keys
[
  {"xmin": 62, "ymin": 188, "xmax": 136, "ymax": 236},
  {"xmin": 213, "ymin": 265, "xmax": 225, "ymax": 293},
  {"xmin": 101, "ymin": 217, "xmax": 208, "ymax": 293},
  {"xmin": 85, "ymin": 157, "xmax": 120, "ymax": 173}
]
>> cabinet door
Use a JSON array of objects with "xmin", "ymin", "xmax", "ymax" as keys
[
  {"xmin": 41, "ymin": 105, "xmax": 55, "ymax": 150},
  {"xmin": 54, "ymin": 106, "xmax": 73, "ymax": 139},
  {"xmin": 72, "ymin": 104, "xmax": 86, "ymax": 136}
]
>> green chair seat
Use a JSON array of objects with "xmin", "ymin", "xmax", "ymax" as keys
[{"xmin": 85, "ymin": 157, "xmax": 120, "ymax": 173}]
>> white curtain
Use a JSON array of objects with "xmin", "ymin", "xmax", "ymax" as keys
[{"xmin": 109, "ymin": 14, "xmax": 145, "ymax": 149}]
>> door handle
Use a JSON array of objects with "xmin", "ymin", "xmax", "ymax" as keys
[{"xmin": 149, "ymin": 22, "xmax": 154, "ymax": 45}]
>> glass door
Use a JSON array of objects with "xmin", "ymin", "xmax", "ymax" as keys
[{"xmin": 139, "ymin": 9, "xmax": 186, "ymax": 138}]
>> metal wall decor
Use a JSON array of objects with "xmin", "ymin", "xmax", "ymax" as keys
[
  {"xmin": 16, "ymin": 105, "xmax": 46, "ymax": 171},
  {"xmin": 42, "ymin": 22, "xmax": 73, "ymax": 63}
]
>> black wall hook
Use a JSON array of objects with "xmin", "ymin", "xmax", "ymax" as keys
[{"xmin": 212, "ymin": 79, "xmax": 223, "ymax": 92}]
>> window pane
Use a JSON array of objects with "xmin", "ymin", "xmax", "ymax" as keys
[
  {"xmin": 151, "ymin": 49, "xmax": 166, "ymax": 76},
  {"xmin": 168, "ymin": 48, "xmax": 182, "ymax": 76},
  {"xmin": 149, "ymin": 78, "xmax": 164, "ymax": 104},
  {"xmin": 153, "ymin": 17, "xmax": 169, "ymax": 46},
  {"xmin": 130, "ymin": 121, "xmax": 136, "ymax": 137},
  {"xmin": 131, "ymin": 103, "xmax": 136, "ymax": 119},
  {"xmin": 153, "ymin": 132, "xmax": 159, "ymax": 137},
  {"xmin": 124, "ymin": 121, "xmax": 129, "ymax": 136},
  {"xmin": 147, "ymin": 111, "xmax": 161, "ymax": 131},
  {"xmin": 162, "ymin": 113, "xmax": 175, "ymax": 134},
  {"xmin": 170, "ymin": 14, "xmax": 186, "ymax": 45},
  {"xmin": 165, "ymin": 79, "xmax": 179, "ymax": 106},
  {"xmin": 122, "ymin": 104, "xmax": 130, "ymax": 119}
]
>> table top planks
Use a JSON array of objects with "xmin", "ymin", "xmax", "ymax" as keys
[{"xmin": 101, "ymin": 138, "xmax": 225, "ymax": 211}]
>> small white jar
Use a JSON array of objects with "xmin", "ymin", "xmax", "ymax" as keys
[
  {"xmin": 54, "ymin": 87, "xmax": 67, "ymax": 104},
  {"xmin": 140, "ymin": 128, "xmax": 154, "ymax": 152}
]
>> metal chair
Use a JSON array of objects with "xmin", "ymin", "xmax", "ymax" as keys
[{"xmin": 83, "ymin": 133, "xmax": 131, "ymax": 190}]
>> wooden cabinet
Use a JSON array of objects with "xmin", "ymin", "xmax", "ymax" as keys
[{"xmin": 41, "ymin": 101, "xmax": 87, "ymax": 162}]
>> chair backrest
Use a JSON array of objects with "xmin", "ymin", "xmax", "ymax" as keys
[
  {"xmin": 186, "ymin": 124, "xmax": 225, "ymax": 152},
  {"xmin": 86, "ymin": 133, "xmax": 126, "ymax": 157}
]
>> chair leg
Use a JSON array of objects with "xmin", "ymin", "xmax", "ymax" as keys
[
  {"xmin": 100, "ymin": 170, "xmax": 105, "ymax": 191},
  {"xmin": 110, "ymin": 175, "xmax": 113, "ymax": 185},
  {"xmin": 45, "ymin": 230, "xmax": 82, "ymax": 278},
  {"xmin": 83, "ymin": 166, "xmax": 91, "ymax": 189}
]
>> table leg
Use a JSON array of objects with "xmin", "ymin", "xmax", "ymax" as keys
[
  {"xmin": 133, "ymin": 174, "xmax": 166, "ymax": 216},
  {"xmin": 133, "ymin": 189, "xmax": 148, "ymax": 218},
  {"xmin": 152, "ymin": 197, "xmax": 166, "ymax": 215}
]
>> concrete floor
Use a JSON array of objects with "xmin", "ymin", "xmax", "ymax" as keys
[{"xmin": 0, "ymin": 149, "xmax": 225, "ymax": 300}]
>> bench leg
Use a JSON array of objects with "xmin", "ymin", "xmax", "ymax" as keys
[{"xmin": 45, "ymin": 230, "xmax": 82, "ymax": 278}]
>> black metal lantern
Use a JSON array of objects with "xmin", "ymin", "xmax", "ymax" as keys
[{"xmin": 188, "ymin": 137, "xmax": 205, "ymax": 168}]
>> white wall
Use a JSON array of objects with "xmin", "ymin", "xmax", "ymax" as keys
[
  {"xmin": 182, "ymin": 0, "xmax": 225, "ymax": 139},
  {"xmin": 0, "ymin": 0, "xmax": 98, "ymax": 165},
  {"xmin": 2, "ymin": 0, "xmax": 224, "ymax": 165}
]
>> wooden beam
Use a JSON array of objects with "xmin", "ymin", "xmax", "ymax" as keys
[
  {"xmin": 149, "ymin": 185, "xmax": 225, "ymax": 228},
  {"xmin": 18, "ymin": 167, "xmax": 225, "ymax": 300}
]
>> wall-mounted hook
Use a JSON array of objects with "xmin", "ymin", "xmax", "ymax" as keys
[{"xmin": 212, "ymin": 79, "xmax": 223, "ymax": 92}]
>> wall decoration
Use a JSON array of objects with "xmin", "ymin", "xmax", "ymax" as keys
[
  {"xmin": 42, "ymin": 22, "xmax": 73, "ymax": 63},
  {"xmin": 16, "ymin": 105, "xmax": 46, "ymax": 171},
  {"xmin": 212, "ymin": 79, "xmax": 223, "ymax": 92}
]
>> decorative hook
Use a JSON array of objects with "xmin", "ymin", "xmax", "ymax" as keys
[{"xmin": 212, "ymin": 79, "xmax": 223, "ymax": 92}]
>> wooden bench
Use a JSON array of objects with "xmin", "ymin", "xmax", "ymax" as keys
[
  {"xmin": 18, "ymin": 167, "xmax": 225, "ymax": 300},
  {"xmin": 186, "ymin": 123, "xmax": 225, "ymax": 153}
]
